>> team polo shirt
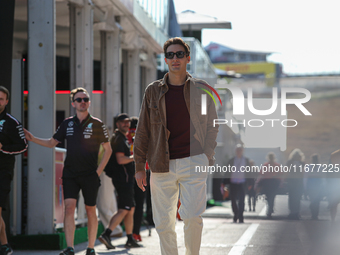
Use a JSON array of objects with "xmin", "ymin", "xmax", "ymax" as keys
[{"xmin": 53, "ymin": 114, "xmax": 109, "ymax": 178}]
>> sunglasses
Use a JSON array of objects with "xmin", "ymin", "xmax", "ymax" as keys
[
  {"xmin": 165, "ymin": 51, "xmax": 187, "ymax": 59},
  {"xmin": 74, "ymin": 97, "xmax": 89, "ymax": 103}
]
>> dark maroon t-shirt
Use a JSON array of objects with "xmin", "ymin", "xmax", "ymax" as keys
[{"xmin": 165, "ymin": 83, "xmax": 203, "ymax": 159}]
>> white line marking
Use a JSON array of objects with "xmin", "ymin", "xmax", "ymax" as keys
[{"xmin": 228, "ymin": 223, "xmax": 259, "ymax": 255}]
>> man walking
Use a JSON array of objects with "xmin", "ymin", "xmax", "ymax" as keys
[
  {"xmin": 0, "ymin": 86, "xmax": 28, "ymax": 255},
  {"xmin": 134, "ymin": 37, "xmax": 219, "ymax": 255},
  {"xmin": 224, "ymin": 144, "xmax": 250, "ymax": 223},
  {"xmin": 24, "ymin": 87, "xmax": 112, "ymax": 255},
  {"xmin": 98, "ymin": 113, "xmax": 140, "ymax": 249}
]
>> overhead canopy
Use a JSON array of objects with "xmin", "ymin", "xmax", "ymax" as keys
[
  {"xmin": 177, "ymin": 10, "xmax": 232, "ymax": 30},
  {"xmin": 13, "ymin": 0, "xmax": 165, "ymax": 60}
]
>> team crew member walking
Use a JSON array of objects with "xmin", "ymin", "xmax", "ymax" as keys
[
  {"xmin": 134, "ymin": 37, "xmax": 219, "ymax": 255},
  {"xmin": 0, "ymin": 86, "xmax": 28, "ymax": 255},
  {"xmin": 24, "ymin": 87, "xmax": 112, "ymax": 255},
  {"xmin": 98, "ymin": 113, "xmax": 140, "ymax": 249}
]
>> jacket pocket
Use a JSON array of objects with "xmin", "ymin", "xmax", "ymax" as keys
[{"xmin": 148, "ymin": 100, "xmax": 162, "ymax": 124}]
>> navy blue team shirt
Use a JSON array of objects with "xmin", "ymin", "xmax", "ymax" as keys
[{"xmin": 53, "ymin": 114, "xmax": 109, "ymax": 178}]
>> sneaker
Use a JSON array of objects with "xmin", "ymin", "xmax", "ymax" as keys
[
  {"xmin": 85, "ymin": 248, "xmax": 96, "ymax": 255},
  {"xmin": 125, "ymin": 238, "xmax": 141, "ymax": 248},
  {"xmin": 132, "ymin": 233, "xmax": 142, "ymax": 242},
  {"xmin": 98, "ymin": 233, "xmax": 115, "ymax": 249},
  {"xmin": 0, "ymin": 245, "xmax": 13, "ymax": 255},
  {"xmin": 59, "ymin": 247, "xmax": 74, "ymax": 255}
]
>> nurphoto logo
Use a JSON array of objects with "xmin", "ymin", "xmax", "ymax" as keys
[
  {"xmin": 197, "ymin": 82, "xmax": 222, "ymax": 115},
  {"xmin": 199, "ymin": 85, "xmax": 312, "ymax": 128}
]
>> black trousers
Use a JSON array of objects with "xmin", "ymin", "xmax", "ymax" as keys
[
  {"xmin": 230, "ymin": 183, "xmax": 246, "ymax": 221},
  {"xmin": 288, "ymin": 178, "xmax": 303, "ymax": 215},
  {"xmin": 133, "ymin": 180, "xmax": 146, "ymax": 235}
]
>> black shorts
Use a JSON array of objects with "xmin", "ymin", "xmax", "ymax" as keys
[
  {"xmin": 113, "ymin": 183, "xmax": 135, "ymax": 211},
  {"xmin": 63, "ymin": 172, "xmax": 101, "ymax": 206},
  {"xmin": 0, "ymin": 169, "xmax": 13, "ymax": 210}
]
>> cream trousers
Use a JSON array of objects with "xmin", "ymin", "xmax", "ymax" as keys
[{"xmin": 150, "ymin": 153, "xmax": 208, "ymax": 255}]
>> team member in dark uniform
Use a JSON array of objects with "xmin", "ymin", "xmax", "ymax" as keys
[
  {"xmin": 98, "ymin": 113, "xmax": 140, "ymax": 249},
  {"xmin": 24, "ymin": 87, "xmax": 112, "ymax": 255},
  {"xmin": 0, "ymin": 86, "xmax": 28, "ymax": 255}
]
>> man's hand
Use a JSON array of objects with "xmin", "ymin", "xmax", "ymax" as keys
[
  {"xmin": 135, "ymin": 171, "xmax": 147, "ymax": 192},
  {"xmin": 22, "ymin": 129, "xmax": 58, "ymax": 148},
  {"xmin": 23, "ymin": 128, "xmax": 34, "ymax": 141},
  {"xmin": 0, "ymin": 142, "xmax": 2, "ymax": 150},
  {"xmin": 96, "ymin": 142, "xmax": 112, "ymax": 177}
]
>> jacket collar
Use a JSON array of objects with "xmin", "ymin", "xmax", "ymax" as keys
[{"xmin": 158, "ymin": 72, "xmax": 193, "ymax": 87}]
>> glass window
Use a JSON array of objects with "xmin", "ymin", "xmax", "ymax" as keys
[
  {"xmin": 136, "ymin": 0, "xmax": 169, "ymax": 31},
  {"xmin": 240, "ymin": 54, "xmax": 246, "ymax": 61}
]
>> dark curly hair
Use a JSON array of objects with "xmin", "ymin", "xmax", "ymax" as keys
[{"xmin": 163, "ymin": 37, "xmax": 190, "ymax": 56}]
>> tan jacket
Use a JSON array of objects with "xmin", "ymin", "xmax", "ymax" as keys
[{"xmin": 133, "ymin": 72, "xmax": 219, "ymax": 173}]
